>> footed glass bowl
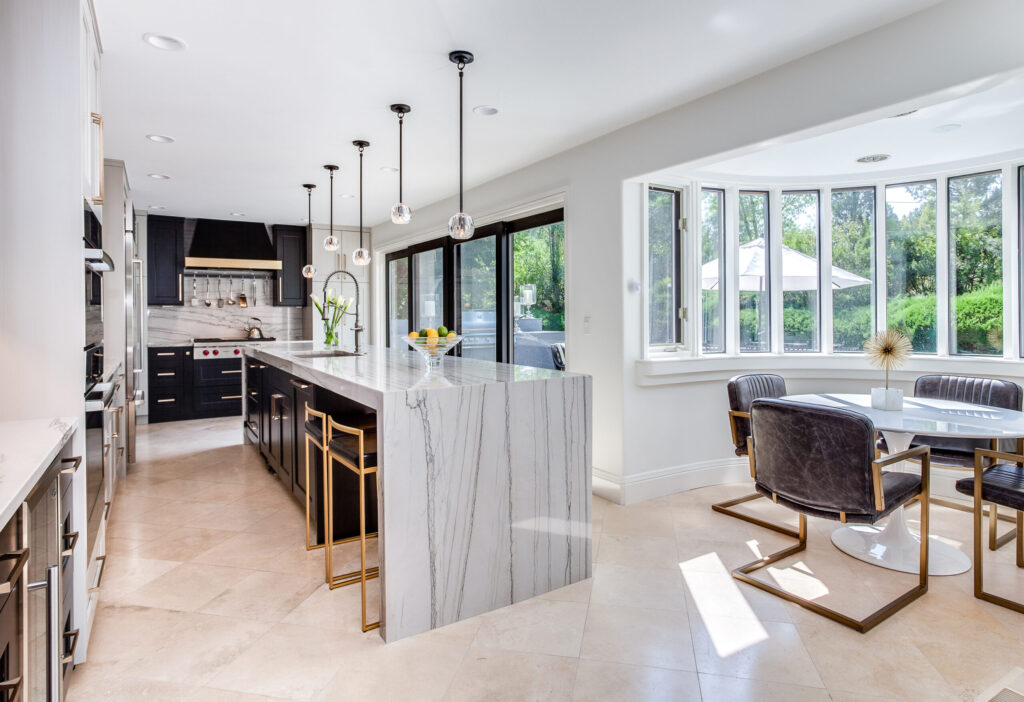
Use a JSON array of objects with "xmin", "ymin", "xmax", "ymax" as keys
[{"xmin": 403, "ymin": 334, "xmax": 464, "ymax": 374}]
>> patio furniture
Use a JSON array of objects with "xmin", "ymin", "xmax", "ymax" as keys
[
  {"xmin": 711, "ymin": 374, "xmax": 799, "ymax": 538},
  {"xmin": 876, "ymin": 374, "xmax": 1023, "ymax": 551},
  {"xmin": 734, "ymin": 398, "xmax": 930, "ymax": 633},
  {"xmin": 955, "ymin": 447, "xmax": 1024, "ymax": 614}
]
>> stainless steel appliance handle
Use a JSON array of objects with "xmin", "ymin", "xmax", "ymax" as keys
[
  {"xmin": 134, "ymin": 389, "xmax": 145, "ymax": 406},
  {"xmin": 27, "ymin": 565, "xmax": 59, "ymax": 701}
]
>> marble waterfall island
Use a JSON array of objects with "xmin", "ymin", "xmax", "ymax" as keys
[{"xmin": 247, "ymin": 341, "xmax": 592, "ymax": 642}]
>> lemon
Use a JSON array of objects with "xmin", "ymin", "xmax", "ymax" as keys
[
  {"xmin": 447, "ymin": 332, "xmax": 457, "ymax": 339},
  {"xmin": 426, "ymin": 328, "xmax": 439, "ymax": 338},
  {"xmin": 408, "ymin": 331, "xmax": 420, "ymax": 339}
]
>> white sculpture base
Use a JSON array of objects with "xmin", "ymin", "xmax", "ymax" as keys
[
  {"xmin": 830, "ymin": 430, "xmax": 971, "ymax": 576},
  {"xmin": 871, "ymin": 387, "xmax": 903, "ymax": 410}
]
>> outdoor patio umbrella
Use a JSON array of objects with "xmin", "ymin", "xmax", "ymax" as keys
[{"xmin": 701, "ymin": 237, "xmax": 871, "ymax": 291}]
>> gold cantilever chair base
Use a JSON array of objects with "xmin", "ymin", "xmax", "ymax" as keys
[
  {"xmin": 733, "ymin": 446, "xmax": 931, "ymax": 634},
  {"xmin": 970, "ymin": 449, "xmax": 1024, "ymax": 615}
]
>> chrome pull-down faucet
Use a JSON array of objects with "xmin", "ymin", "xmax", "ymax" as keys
[{"xmin": 321, "ymin": 269, "xmax": 363, "ymax": 354}]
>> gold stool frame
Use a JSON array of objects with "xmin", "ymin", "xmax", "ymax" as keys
[
  {"xmin": 969, "ymin": 448, "xmax": 1024, "ymax": 615},
  {"xmin": 325, "ymin": 415, "xmax": 381, "ymax": 632}
]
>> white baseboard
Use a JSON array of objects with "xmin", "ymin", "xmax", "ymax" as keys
[{"xmin": 593, "ymin": 458, "xmax": 973, "ymax": 506}]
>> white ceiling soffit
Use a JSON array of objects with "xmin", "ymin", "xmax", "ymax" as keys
[
  {"xmin": 688, "ymin": 72, "xmax": 1024, "ymax": 184},
  {"xmin": 95, "ymin": 0, "xmax": 940, "ymax": 226}
]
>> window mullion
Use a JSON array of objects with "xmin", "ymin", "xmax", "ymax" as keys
[
  {"xmin": 769, "ymin": 188, "xmax": 784, "ymax": 354},
  {"xmin": 1002, "ymin": 165, "xmax": 1018, "ymax": 359},
  {"xmin": 724, "ymin": 187, "xmax": 740, "ymax": 354},
  {"xmin": 820, "ymin": 187, "xmax": 834, "ymax": 354},
  {"xmin": 874, "ymin": 183, "xmax": 885, "ymax": 334}
]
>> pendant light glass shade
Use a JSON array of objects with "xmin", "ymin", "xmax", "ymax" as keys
[
  {"xmin": 391, "ymin": 202, "xmax": 411, "ymax": 224},
  {"xmin": 448, "ymin": 212, "xmax": 474, "ymax": 240},
  {"xmin": 390, "ymin": 104, "xmax": 412, "ymax": 224},
  {"xmin": 301, "ymin": 264, "xmax": 316, "ymax": 279},
  {"xmin": 352, "ymin": 248, "xmax": 371, "ymax": 266},
  {"xmin": 323, "ymin": 233, "xmax": 340, "ymax": 252},
  {"xmin": 449, "ymin": 51, "xmax": 475, "ymax": 240},
  {"xmin": 352, "ymin": 140, "xmax": 371, "ymax": 266}
]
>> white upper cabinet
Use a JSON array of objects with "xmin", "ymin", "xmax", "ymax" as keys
[{"xmin": 81, "ymin": 0, "xmax": 102, "ymax": 204}]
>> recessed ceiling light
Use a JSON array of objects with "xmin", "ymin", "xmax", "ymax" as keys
[
  {"xmin": 379, "ymin": 166, "xmax": 399, "ymax": 173},
  {"xmin": 339, "ymin": 193, "xmax": 356, "ymax": 199},
  {"xmin": 473, "ymin": 105, "xmax": 499, "ymax": 116},
  {"xmin": 143, "ymin": 33, "xmax": 187, "ymax": 51},
  {"xmin": 230, "ymin": 212, "xmax": 246, "ymax": 217},
  {"xmin": 856, "ymin": 154, "xmax": 890, "ymax": 164},
  {"xmin": 148, "ymin": 173, "xmax": 171, "ymax": 180},
  {"xmin": 149, "ymin": 205, "xmax": 166, "ymax": 210},
  {"xmin": 889, "ymin": 109, "xmax": 918, "ymax": 118},
  {"xmin": 934, "ymin": 123, "xmax": 962, "ymax": 133},
  {"xmin": 146, "ymin": 134, "xmax": 175, "ymax": 143}
]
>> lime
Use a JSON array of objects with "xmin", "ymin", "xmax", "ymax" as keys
[
  {"xmin": 437, "ymin": 325, "xmax": 449, "ymax": 337},
  {"xmin": 418, "ymin": 328, "xmax": 429, "ymax": 337}
]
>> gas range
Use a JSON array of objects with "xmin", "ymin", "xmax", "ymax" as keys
[{"xmin": 193, "ymin": 337, "xmax": 276, "ymax": 359}]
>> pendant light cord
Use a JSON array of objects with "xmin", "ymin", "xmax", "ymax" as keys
[
  {"xmin": 398, "ymin": 114, "xmax": 404, "ymax": 203},
  {"xmin": 358, "ymin": 145, "xmax": 364, "ymax": 249},
  {"xmin": 328, "ymin": 169, "xmax": 334, "ymax": 236},
  {"xmin": 307, "ymin": 187, "xmax": 312, "ymax": 226},
  {"xmin": 458, "ymin": 61, "xmax": 465, "ymax": 213}
]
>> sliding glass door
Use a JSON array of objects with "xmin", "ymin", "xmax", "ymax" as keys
[{"xmin": 385, "ymin": 208, "xmax": 565, "ymax": 370}]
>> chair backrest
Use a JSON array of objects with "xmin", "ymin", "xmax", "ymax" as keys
[
  {"xmin": 914, "ymin": 374, "xmax": 1022, "ymax": 410},
  {"xmin": 750, "ymin": 398, "xmax": 877, "ymax": 517},
  {"xmin": 727, "ymin": 374, "xmax": 787, "ymax": 452}
]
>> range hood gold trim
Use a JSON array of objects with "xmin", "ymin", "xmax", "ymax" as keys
[{"xmin": 185, "ymin": 257, "xmax": 282, "ymax": 271}]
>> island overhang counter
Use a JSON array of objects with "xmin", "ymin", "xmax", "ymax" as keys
[{"xmin": 245, "ymin": 341, "xmax": 592, "ymax": 642}]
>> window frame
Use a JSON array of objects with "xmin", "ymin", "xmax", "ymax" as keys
[
  {"xmin": 737, "ymin": 189, "xmax": 771, "ymax": 353},
  {"xmin": 780, "ymin": 188, "xmax": 822, "ymax": 353},
  {"xmin": 700, "ymin": 187, "xmax": 727, "ymax": 354},
  {"xmin": 829, "ymin": 185, "xmax": 877, "ymax": 353},
  {"xmin": 646, "ymin": 186, "xmax": 683, "ymax": 347}
]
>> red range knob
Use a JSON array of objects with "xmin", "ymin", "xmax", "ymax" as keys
[
  {"xmin": 234, "ymin": 349, "xmax": 240, "ymax": 355},
  {"xmin": 203, "ymin": 350, "xmax": 210, "ymax": 356},
  {"xmin": 212, "ymin": 349, "xmax": 220, "ymax": 356}
]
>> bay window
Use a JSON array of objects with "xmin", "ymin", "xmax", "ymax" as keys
[
  {"xmin": 885, "ymin": 181, "xmax": 937, "ymax": 353},
  {"xmin": 781, "ymin": 191, "xmax": 820, "ymax": 352},
  {"xmin": 738, "ymin": 191, "xmax": 770, "ymax": 352},
  {"xmin": 647, "ymin": 187, "xmax": 681, "ymax": 346},
  {"xmin": 701, "ymin": 188, "xmax": 725, "ymax": 353},
  {"xmin": 831, "ymin": 187, "xmax": 875, "ymax": 352}
]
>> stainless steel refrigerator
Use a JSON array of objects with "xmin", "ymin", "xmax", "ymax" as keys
[{"xmin": 124, "ymin": 201, "xmax": 143, "ymax": 462}]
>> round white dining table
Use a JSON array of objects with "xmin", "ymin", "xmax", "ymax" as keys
[{"xmin": 781, "ymin": 393, "xmax": 1024, "ymax": 576}]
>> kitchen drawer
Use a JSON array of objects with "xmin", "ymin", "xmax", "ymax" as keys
[
  {"xmin": 150, "ymin": 366, "xmax": 184, "ymax": 387},
  {"xmin": 194, "ymin": 385, "xmax": 243, "ymax": 417},
  {"xmin": 194, "ymin": 358, "xmax": 243, "ymax": 386},
  {"xmin": 149, "ymin": 388, "xmax": 185, "ymax": 423},
  {"xmin": 148, "ymin": 346, "xmax": 188, "ymax": 368}
]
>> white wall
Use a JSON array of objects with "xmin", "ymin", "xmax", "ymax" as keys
[
  {"xmin": 372, "ymin": 0, "xmax": 1024, "ymax": 503},
  {"xmin": 102, "ymin": 160, "xmax": 127, "ymax": 374},
  {"xmin": 0, "ymin": 0, "xmax": 86, "ymax": 423}
]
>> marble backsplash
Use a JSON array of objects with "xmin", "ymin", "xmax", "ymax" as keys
[{"xmin": 147, "ymin": 305, "xmax": 308, "ymax": 346}]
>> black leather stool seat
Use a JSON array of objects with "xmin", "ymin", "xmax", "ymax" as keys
[
  {"xmin": 956, "ymin": 463, "xmax": 1024, "ymax": 511},
  {"xmin": 329, "ymin": 432, "xmax": 378, "ymax": 468},
  {"xmin": 304, "ymin": 420, "xmax": 324, "ymax": 444}
]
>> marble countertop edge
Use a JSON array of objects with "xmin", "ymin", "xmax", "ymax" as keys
[{"xmin": 0, "ymin": 416, "xmax": 79, "ymax": 527}]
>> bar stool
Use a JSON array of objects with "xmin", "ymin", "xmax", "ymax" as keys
[
  {"xmin": 303, "ymin": 404, "xmax": 329, "ymax": 553},
  {"xmin": 325, "ymin": 415, "xmax": 380, "ymax": 632}
]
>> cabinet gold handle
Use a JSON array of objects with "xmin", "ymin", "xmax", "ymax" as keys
[
  {"xmin": 102, "ymin": 443, "xmax": 110, "ymax": 457},
  {"xmin": 60, "ymin": 456, "xmax": 82, "ymax": 474},
  {"xmin": 91, "ymin": 112, "xmax": 104, "ymax": 205},
  {"xmin": 156, "ymin": 398, "xmax": 175, "ymax": 404},
  {"xmin": 278, "ymin": 277, "xmax": 283, "ymax": 302},
  {"xmin": 62, "ymin": 531, "xmax": 79, "ymax": 558},
  {"xmin": 289, "ymin": 379, "xmax": 311, "ymax": 389},
  {"xmin": 0, "ymin": 548, "xmax": 29, "ymax": 595},
  {"xmin": 156, "ymin": 372, "xmax": 175, "ymax": 377},
  {"xmin": 156, "ymin": 352, "xmax": 175, "ymax": 357},
  {"xmin": 103, "ymin": 501, "xmax": 111, "ymax": 521},
  {"xmin": 221, "ymin": 369, "xmax": 242, "ymax": 374},
  {"xmin": 221, "ymin": 395, "xmax": 242, "ymax": 400},
  {"xmin": 0, "ymin": 676, "xmax": 23, "ymax": 698},
  {"xmin": 117, "ymin": 446, "xmax": 124, "ymax": 458},
  {"xmin": 178, "ymin": 273, "xmax": 183, "ymax": 301},
  {"xmin": 89, "ymin": 555, "xmax": 107, "ymax": 593},
  {"xmin": 61, "ymin": 629, "xmax": 80, "ymax": 665},
  {"xmin": 249, "ymin": 390, "xmax": 258, "ymax": 397}
]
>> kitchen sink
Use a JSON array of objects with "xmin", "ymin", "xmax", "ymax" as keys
[{"xmin": 292, "ymin": 349, "xmax": 363, "ymax": 358}]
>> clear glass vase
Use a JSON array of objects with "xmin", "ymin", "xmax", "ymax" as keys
[{"xmin": 324, "ymin": 329, "xmax": 339, "ymax": 346}]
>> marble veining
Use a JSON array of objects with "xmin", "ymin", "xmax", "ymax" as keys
[
  {"xmin": 147, "ymin": 305, "xmax": 306, "ymax": 346},
  {"xmin": 0, "ymin": 417, "xmax": 78, "ymax": 526},
  {"xmin": 253, "ymin": 341, "xmax": 592, "ymax": 642}
]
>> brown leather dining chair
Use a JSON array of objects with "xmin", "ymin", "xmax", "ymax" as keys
[
  {"xmin": 734, "ymin": 398, "xmax": 931, "ymax": 633},
  {"xmin": 712, "ymin": 374, "xmax": 799, "ymax": 538},
  {"xmin": 877, "ymin": 374, "xmax": 1023, "ymax": 551}
]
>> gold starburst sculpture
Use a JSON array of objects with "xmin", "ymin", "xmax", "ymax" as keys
[{"xmin": 864, "ymin": 329, "xmax": 912, "ymax": 389}]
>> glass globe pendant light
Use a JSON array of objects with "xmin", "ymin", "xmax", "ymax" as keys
[
  {"xmin": 322, "ymin": 164, "xmax": 340, "ymax": 252},
  {"xmin": 390, "ymin": 104, "xmax": 412, "ymax": 224},
  {"xmin": 301, "ymin": 183, "xmax": 317, "ymax": 279},
  {"xmin": 448, "ymin": 50, "xmax": 475, "ymax": 240},
  {"xmin": 352, "ymin": 140, "xmax": 371, "ymax": 266}
]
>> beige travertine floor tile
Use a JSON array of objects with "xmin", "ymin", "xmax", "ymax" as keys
[
  {"xmin": 689, "ymin": 613, "xmax": 824, "ymax": 689},
  {"xmin": 66, "ymin": 670, "xmax": 200, "ymax": 702},
  {"xmin": 697, "ymin": 673, "xmax": 831, "ymax": 702},
  {"xmin": 121, "ymin": 610, "xmax": 272, "ymax": 684},
  {"xmin": 572, "ymin": 659, "xmax": 701, "ymax": 701},
  {"xmin": 78, "ymin": 604, "xmax": 190, "ymax": 676},
  {"xmin": 99, "ymin": 555, "xmax": 182, "ymax": 602},
  {"xmin": 538, "ymin": 577, "xmax": 592, "ymax": 603},
  {"xmin": 580, "ymin": 603, "xmax": 695, "ymax": 671},
  {"xmin": 206, "ymin": 622, "xmax": 368, "ymax": 701},
  {"xmin": 191, "ymin": 530, "xmax": 296, "ymax": 570},
  {"xmin": 601, "ymin": 502, "xmax": 676, "ymax": 537},
  {"xmin": 130, "ymin": 525, "xmax": 237, "ymax": 561},
  {"xmin": 589, "ymin": 562, "xmax": 686, "ymax": 610},
  {"xmin": 199, "ymin": 570, "xmax": 321, "ymax": 622},
  {"xmin": 443, "ymin": 646, "xmax": 578, "ymax": 702},
  {"xmin": 594, "ymin": 532, "xmax": 678, "ymax": 568},
  {"xmin": 474, "ymin": 597, "xmax": 588, "ymax": 657},
  {"xmin": 117, "ymin": 562, "xmax": 248, "ymax": 612}
]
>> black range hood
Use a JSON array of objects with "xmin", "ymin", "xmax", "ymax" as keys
[{"xmin": 185, "ymin": 218, "xmax": 282, "ymax": 270}]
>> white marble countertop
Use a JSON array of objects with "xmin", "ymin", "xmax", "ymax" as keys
[
  {"xmin": 0, "ymin": 417, "xmax": 78, "ymax": 526},
  {"xmin": 784, "ymin": 393, "xmax": 1024, "ymax": 439},
  {"xmin": 247, "ymin": 341, "xmax": 582, "ymax": 409}
]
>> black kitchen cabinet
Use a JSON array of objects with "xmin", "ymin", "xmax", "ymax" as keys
[
  {"xmin": 265, "ymin": 369, "xmax": 293, "ymax": 487},
  {"xmin": 147, "ymin": 347, "xmax": 192, "ymax": 423},
  {"xmin": 288, "ymin": 378, "xmax": 315, "ymax": 502},
  {"xmin": 273, "ymin": 225, "xmax": 307, "ymax": 307},
  {"xmin": 244, "ymin": 359, "xmax": 264, "ymax": 444},
  {"xmin": 147, "ymin": 215, "xmax": 185, "ymax": 306}
]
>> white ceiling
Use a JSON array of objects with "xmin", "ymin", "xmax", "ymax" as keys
[
  {"xmin": 95, "ymin": 0, "xmax": 940, "ymax": 227},
  {"xmin": 689, "ymin": 73, "xmax": 1024, "ymax": 183}
]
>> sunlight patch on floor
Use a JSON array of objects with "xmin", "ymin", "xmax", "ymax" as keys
[
  {"xmin": 766, "ymin": 560, "xmax": 830, "ymax": 600},
  {"xmin": 680, "ymin": 551, "xmax": 769, "ymax": 657}
]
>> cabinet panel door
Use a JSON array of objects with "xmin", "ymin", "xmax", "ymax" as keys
[
  {"xmin": 147, "ymin": 216, "xmax": 184, "ymax": 305},
  {"xmin": 289, "ymin": 382, "xmax": 314, "ymax": 502},
  {"xmin": 274, "ymin": 226, "xmax": 307, "ymax": 306}
]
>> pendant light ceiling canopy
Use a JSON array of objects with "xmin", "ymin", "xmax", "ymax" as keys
[
  {"xmin": 301, "ymin": 183, "xmax": 316, "ymax": 279},
  {"xmin": 390, "ymin": 103, "xmax": 412, "ymax": 225},
  {"xmin": 448, "ymin": 50, "xmax": 475, "ymax": 240},
  {"xmin": 352, "ymin": 140, "xmax": 371, "ymax": 266},
  {"xmin": 323, "ymin": 165, "xmax": 340, "ymax": 252}
]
